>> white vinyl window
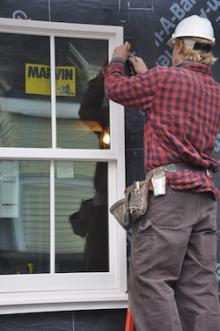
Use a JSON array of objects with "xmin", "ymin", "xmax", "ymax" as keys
[{"xmin": 0, "ymin": 18, "xmax": 127, "ymax": 314}]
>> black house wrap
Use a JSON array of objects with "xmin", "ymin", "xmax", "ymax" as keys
[{"xmin": 0, "ymin": 0, "xmax": 219, "ymax": 330}]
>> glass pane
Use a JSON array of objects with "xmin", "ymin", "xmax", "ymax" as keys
[
  {"xmin": 0, "ymin": 33, "xmax": 51, "ymax": 147},
  {"xmin": 55, "ymin": 161, "xmax": 109, "ymax": 272},
  {"xmin": 55, "ymin": 38, "xmax": 110, "ymax": 149},
  {"xmin": 0, "ymin": 160, "xmax": 50, "ymax": 274}
]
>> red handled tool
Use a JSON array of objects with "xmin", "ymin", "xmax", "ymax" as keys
[{"xmin": 125, "ymin": 309, "xmax": 135, "ymax": 331}]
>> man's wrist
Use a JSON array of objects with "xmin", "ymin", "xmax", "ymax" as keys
[{"xmin": 110, "ymin": 57, "xmax": 126, "ymax": 65}]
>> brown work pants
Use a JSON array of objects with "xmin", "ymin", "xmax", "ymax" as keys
[{"xmin": 129, "ymin": 188, "xmax": 220, "ymax": 331}]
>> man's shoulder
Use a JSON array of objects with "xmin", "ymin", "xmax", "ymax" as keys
[
  {"xmin": 149, "ymin": 65, "xmax": 177, "ymax": 74},
  {"xmin": 148, "ymin": 65, "xmax": 179, "ymax": 78}
]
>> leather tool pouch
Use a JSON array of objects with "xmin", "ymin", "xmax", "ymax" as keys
[{"xmin": 110, "ymin": 180, "xmax": 149, "ymax": 230}]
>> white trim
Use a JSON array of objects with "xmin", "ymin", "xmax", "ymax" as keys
[
  {"xmin": 108, "ymin": 161, "xmax": 127, "ymax": 294},
  {"xmin": 0, "ymin": 272, "xmax": 119, "ymax": 292},
  {"xmin": 50, "ymin": 33, "xmax": 56, "ymax": 276},
  {"xmin": 0, "ymin": 18, "xmax": 127, "ymax": 313},
  {"xmin": 0, "ymin": 293, "xmax": 128, "ymax": 315},
  {"xmin": 50, "ymin": 161, "xmax": 55, "ymax": 274},
  {"xmin": 0, "ymin": 18, "xmax": 123, "ymax": 39},
  {"xmin": 0, "ymin": 148, "xmax": 118, "ymax": 160},
  {"xmin": 50, "ymin": 35, "xmax": 57, "ymax": 148}
]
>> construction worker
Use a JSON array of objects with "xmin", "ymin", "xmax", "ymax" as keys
[{"xmin": 105, "ymin": 15, "xmax": 220, "ymax": 331}]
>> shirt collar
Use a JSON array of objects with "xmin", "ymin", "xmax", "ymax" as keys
[{"xmin": 176, "ymin": 62, "xmax": 212, "ymax": 75}]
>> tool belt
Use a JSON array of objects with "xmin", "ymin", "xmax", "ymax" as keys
[{"xmin": 110, "ymin": 163, "xmax": 213, "ymax": 230}]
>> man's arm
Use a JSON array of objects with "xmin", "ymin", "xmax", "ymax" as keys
[{"xmin": 104, "ymin": 43, "xmax": 161, "ymax": 111}]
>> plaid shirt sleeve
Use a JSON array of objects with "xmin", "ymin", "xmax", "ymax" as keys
[{"xmin": 105, "ymin": 59, "xmax": 162, "ymax": 111}]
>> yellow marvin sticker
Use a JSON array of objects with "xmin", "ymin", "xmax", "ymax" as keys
[{"xmin": 25, "ymin": 64, "xmax": 76, "ymax": 96}]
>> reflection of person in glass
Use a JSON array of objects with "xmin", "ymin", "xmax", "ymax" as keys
[{"xmin": 69, "ymin": 66, "xmax": 109, "ymax": 272}]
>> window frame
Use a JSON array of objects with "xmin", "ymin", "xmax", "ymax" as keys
[{"xmin": 0, "ymin": 18, "xmax": 127, "ymax": 314}]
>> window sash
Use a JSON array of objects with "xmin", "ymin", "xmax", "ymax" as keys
[{"xmin": 0, "ymin": 18, "xmax": 127, "ymax": 313}]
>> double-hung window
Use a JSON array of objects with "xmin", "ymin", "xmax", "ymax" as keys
[{"xmin": 0, "ymin": 18, "xmax": 127, "ymax": 313}]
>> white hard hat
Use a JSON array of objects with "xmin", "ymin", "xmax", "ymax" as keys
[{"xmin": 167, "ymin": 15, "xmax": 215, "ymax": 47}]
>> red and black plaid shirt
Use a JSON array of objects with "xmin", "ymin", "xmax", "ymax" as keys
[{"xmin": 105, "ymin": 60, "xmax": 220, "ymax": 198}]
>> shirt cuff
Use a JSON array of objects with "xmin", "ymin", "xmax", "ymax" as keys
[{"xmin": 109, "ymin": 57, "xmax": 125, "ymax": 65}]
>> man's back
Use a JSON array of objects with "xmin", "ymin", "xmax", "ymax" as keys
[{"xmin": 145, "ymin": 62, "xmax": 220, "ymax": 171}]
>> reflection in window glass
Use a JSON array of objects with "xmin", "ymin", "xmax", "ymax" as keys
[
  {"xmin": 0, "ymin": 160, "xmax": 50, "ymax": 274},
  {"xmin": 55, "ymin": 38, "xmax": 110, "ymax": 149},
  {"xmin": 55, "ymin": 161, "xmax": 109, "ymax": 273},
  {"xmin": 0, "ymin": 33, "xmax": 51, "ymax": 147}
]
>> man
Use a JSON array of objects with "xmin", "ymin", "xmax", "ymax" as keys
[{"xmin": 105, "ymin": 15, "xmax": 220, "ymax": 331}]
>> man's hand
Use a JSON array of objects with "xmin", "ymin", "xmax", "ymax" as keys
[
  {"xmin": 129, "ymin": 56, "xmax": 148, "ymax": 74},
  {"xmin": 112, "ymin": 42, "xmax": 130, "ymax": 61}
]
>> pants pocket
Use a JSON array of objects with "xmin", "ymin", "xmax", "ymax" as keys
[{"xmin": 131, "ymin": 216, "xmax": 154, "ymax": 271}]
